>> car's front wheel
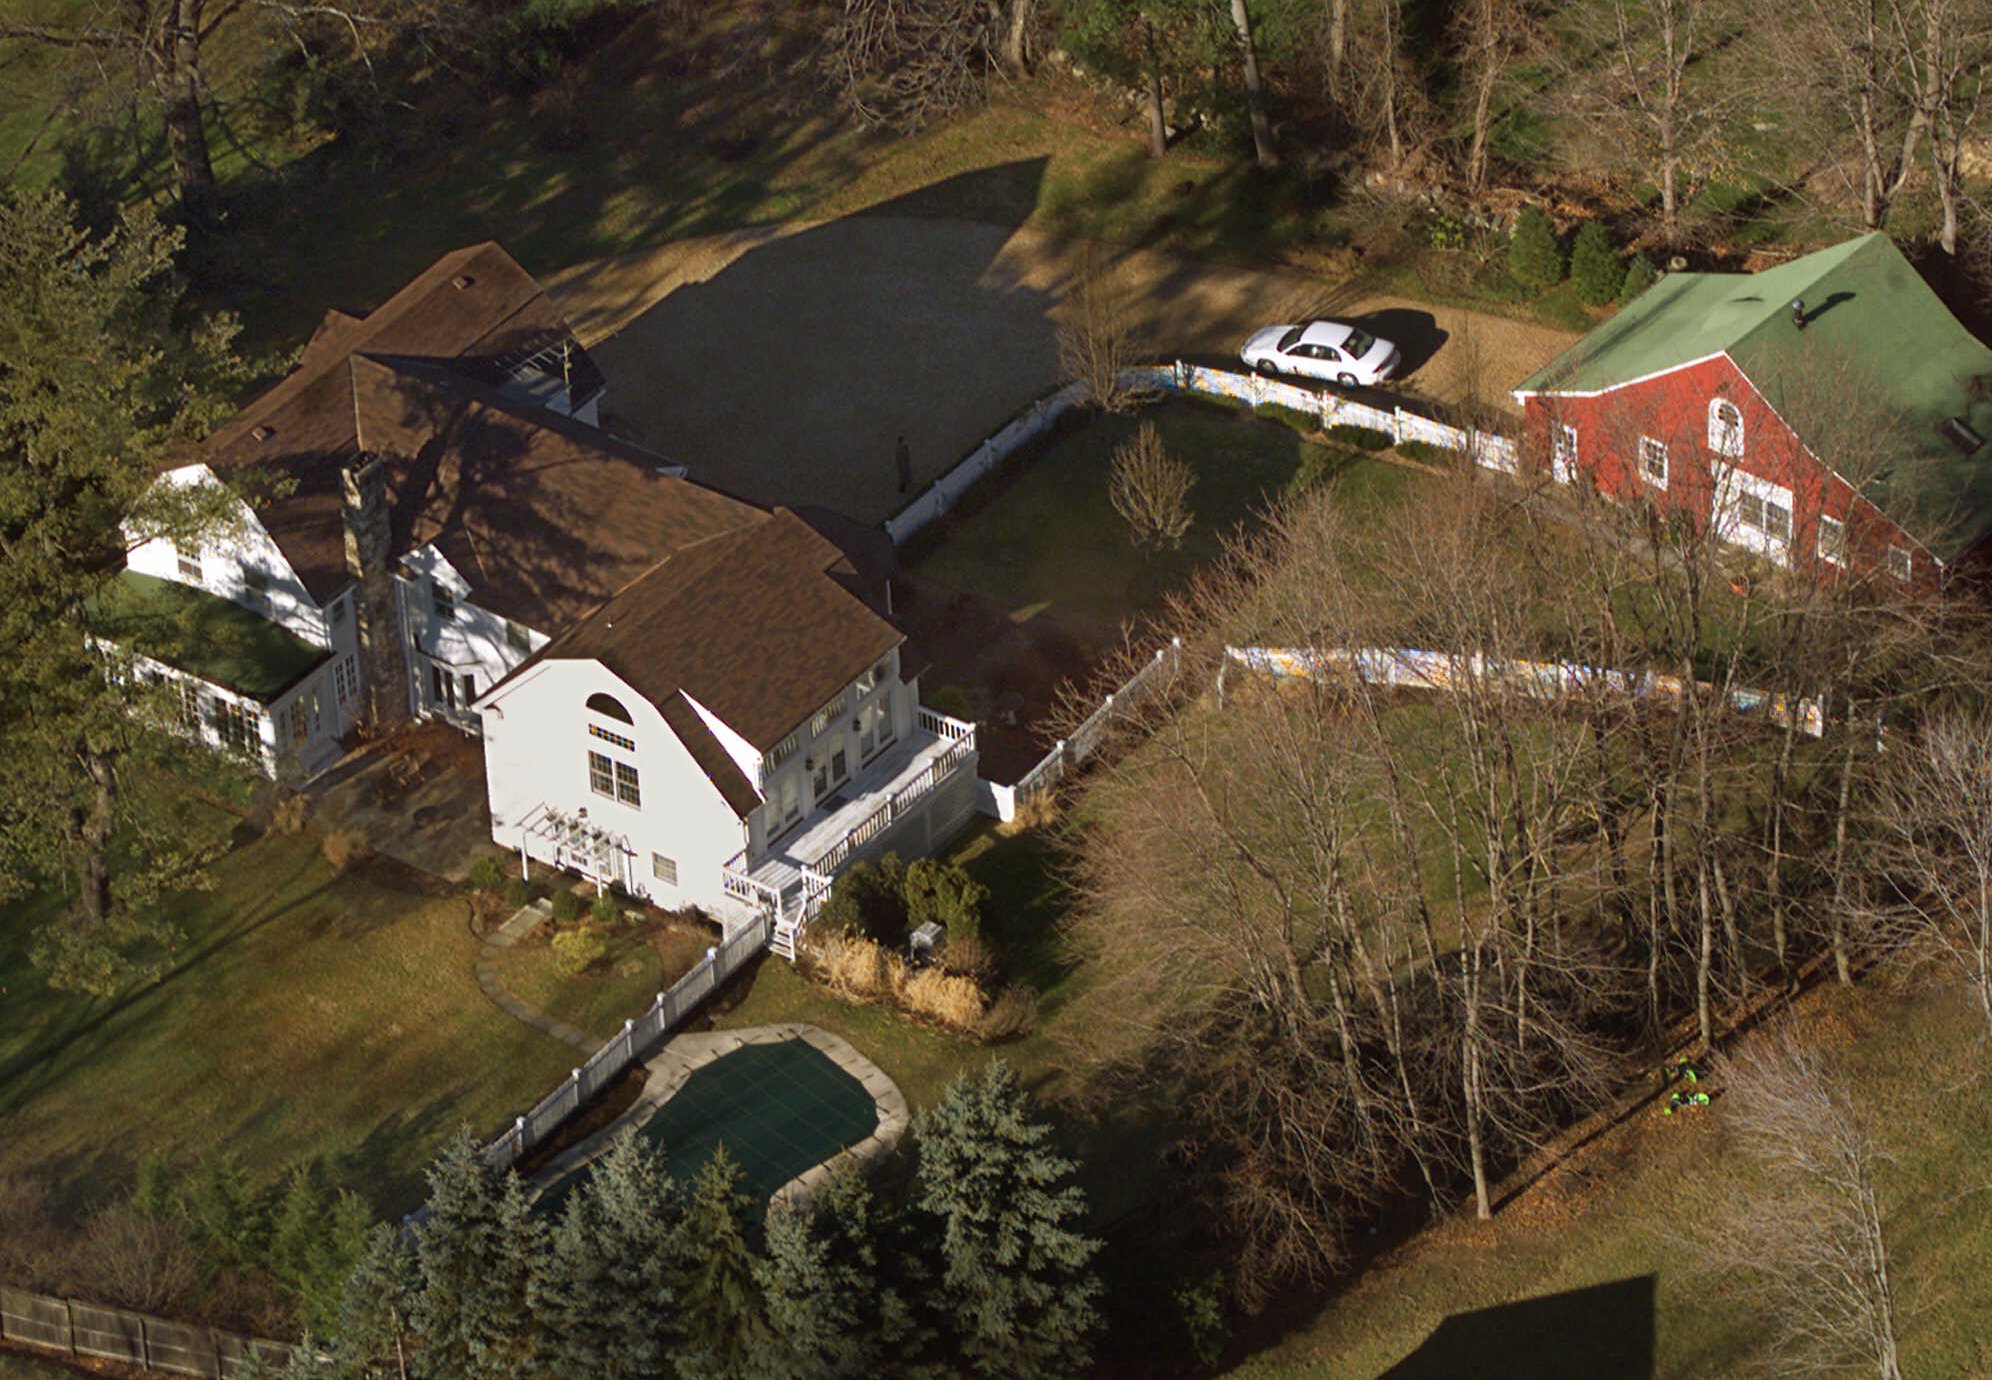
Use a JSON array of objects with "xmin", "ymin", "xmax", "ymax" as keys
[{"xmin": 1337, "ymin": 372, "xmax": 1358, "ymax": 387}]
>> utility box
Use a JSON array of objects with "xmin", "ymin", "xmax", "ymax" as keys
[{"xmin": 908, "ymin": 921, "xmax": 947, "ymax": 966}]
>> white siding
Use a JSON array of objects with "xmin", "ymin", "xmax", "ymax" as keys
[
  {"xmin": 479, "ymin": 661, "xmax": 751, "ymax": 911},
  {"xmin": 398, "ymin": 546, "xmax": 550, "ymax": 730},
  {"xmin": 126, "ymin": 465, "xmax": 331, "ymax": 647}
]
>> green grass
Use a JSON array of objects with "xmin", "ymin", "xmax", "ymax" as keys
[
  {"xmin": 908, "ymin": 400, "xmax": 1408, "ymax": 639},
  {"xmin": 1226, "ymin": 982, "xmax": 1992, "ymax": 1379},
  {"xmin": 0, "ymin": 822, "xmax": 578, "ymax": 1220},
  {"xmin": 0, "ymin": 1349, "xmax": 81, "ymax": 1379},
  {"xmin": 492, "ymin": 918, "xmax": 709, "ymax": 1042}
]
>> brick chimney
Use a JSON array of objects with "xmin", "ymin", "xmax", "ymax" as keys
[{"xmin": 341, "ymin": 455, "xmax": 411, "ymax": 732}]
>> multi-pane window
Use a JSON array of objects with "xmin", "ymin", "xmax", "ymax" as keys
[
  {"xmin": 177, "ymin": 553, "xmax": 203, "ymax": 584},
  {"xmin": 429, "ymin": 663, "xmax": 474, "ymax": 711},
  {"xmin": 777, "ymin": 773, "xmax": 801, "ymax": 827},
  {"xmin": 505, "ymin": 619, "xmax": 531, "ymax": 652},
  {"xmin": 1552, "ymin": 424, "xmax": 1577, "ymax": 480},
  {"xmin": 589, "ymin": 723, "xmax": 635, "ymax": 751},
  {"xmin": 766, "ymin": 730, "xmax": 799, "ymax": 770},
  {"xmin": 857, "ymin": 698, "xmax": 894, "ymax": 761},
  {"xmin": 1818, "ymin": 514, "xmax": 1848, "ymax": 565},
  {"xmin": 1887, "ymin": 545, "xmax": 1913, "ymax": 582},
  {"xmin": 613, "ymin": 761, "xmax": 641, "ymax": 807},
  {"xmin": 334, "ymin": 655, "xmax": 359, "ymax": 706},
  {"xmin": 179, "ymin": 682, "xmax": 205, "ymax": 732},
  {"xmin": 430, "ymin": 580, "xmax": 455, "ymax": 622},
  {"xmin": 1733, "ymin": 491, "xmax": 1791, "ymax": 540},
  {"xmin": 652, "ymin": 853, "xmax": 678, "ymax": 886},
  {"xmin": 213, "ymin": 700, "xmax": 259, "ymax": 754},
  {"xmin": 330, "ymin": 596, "xmax": 349, "ymax": 628},
  {"xmin": 588, "ymin": 750, "xmax": 615, "ymax": 798},
  {"xmin": 1639, "ymin": 437, "xmax": 1669, "ymax": 488},
  {"xmin": 856, "ymin": 654, "xmax": 892, "ymax": 695},
  {"xmin": 1708, "ymin": 399, "xmax": 1744, "ymax": 457},
  {"xmin": 287, "ymin": 697, "xmax": 311, "ymax": 745},
  {"xmin": 811, "ymin": 690, "xmax": 849, "ymax": 737}
]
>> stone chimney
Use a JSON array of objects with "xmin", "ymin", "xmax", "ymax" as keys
[{"xmin": 341, "ymin": 455, "xmax": 411, "ymax": 733}]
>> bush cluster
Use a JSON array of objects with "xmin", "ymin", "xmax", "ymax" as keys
[
  {"xmin": 819, "ymin": 852, "xmax": 990, "ymax": 949},
  {"xmin": 551, "ymin": 927, "xmax": 607, "ymax": 976},
  {"xmin": 1508, "ymin": 206, "xmax": 1565, "ymax": 290},
  {"xmin": 1569, "ymin": 221, "xmax": 1625, "ymax": 305},
  {"xmin": 1326, "ymin": 423, "xmax": 1395, "ymax": 451}
]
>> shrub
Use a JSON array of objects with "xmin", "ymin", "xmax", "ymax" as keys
[
  {"xmin": 975, "ymin": 982, "xmax": 1039, "ymax": 1041},
  {"xmin": 1326, "ymin": 423, "xmax": 1395, "ymax": 451},
  {"xmin": 925, "ymin": 685, "xmax": 974, "ymax": 721},
  {"xmin": 320, "ymin": 829, "xmax": 369, "ymax": 873},
  {"xmin": 1508, "ymin": 206, "xmax": 1565, "ymax": 290},
  {"xmin": 1569, "ymin": 221, "xmax": 1624, "ymax": 306},
  {"xmin": 551, "ymin": 928, "xmax": 607, "ymax": 976},
  {"xmin": 505, "ymin": 876, "xmax": 536, "ymax": 910},
  {"xmin": 902, "ymin": 967, "xmax": 987, "ymax": 1031},
  {"xmin": 1108, "ymin": 421, "xmax": 1195, "ymax": 552},
  {"xmin": 269, "ymin": 791, "xmax": 309, "ymax": 837},
  {"xmin": 467, "ymin": 856, "xmax": 509, "ymax": 894},
  {"xmin": 818, "ymin": 931, "xmax": 900, "ymax": 1001},
  {"xmin": 904, "ymin": 858, "xmax": 990, "ymax": 945},
  {"xmin": 820, "ymin": 854, "xmax": 911, "ymax": 946},
  {"xmin": 590, "ymin": 892, "xmax": 622, "ymax": 925},
  {"xmin": 1396, "ymin": 439, "xmax": 1460, "ymax": 466},
  {"xmin": 1287, "ymin": 446, "xmax": 1369, "ymax": 497},
  {"xmin": 942, "ymin": 931, "xmax": 999, "ymax": 984},
  {"xmin": 1620, "ymin": 252, "xmax": 1659, "ymax": 304},
  {"xmin": 550, "ymin": 889, "xmax": 585, "ymax": 925}
]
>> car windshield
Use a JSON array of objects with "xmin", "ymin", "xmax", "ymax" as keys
[
  {"xmin": 1278, "ymin": 326, "xmax": 1306, "ymax": 352},
  {"xmin": 1343, "ymin": 329, "xmax": 1377, "ymax": 358}
]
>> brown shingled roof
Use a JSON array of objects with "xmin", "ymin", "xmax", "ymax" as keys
[
  {"xmin": 546, "ymin": 509, "xmax": 904, "ymax": 751},
  {"xmin": 659, "ymin": 694, "xmax": 762, "ymax": 819}
]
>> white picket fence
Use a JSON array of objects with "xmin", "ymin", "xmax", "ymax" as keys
[
  {"xmin": 987, "ymin": 637, "xmax": 1184, "ymax": 822},
  {"xmin": 885, "ymin": 382, "xmax": 1089, "ymax": 545},
  {"xmin": 479, "ymin": 912, "xmax": 773, "ymax": 1175},
  {"xmin": 1224, "ymin": 645, "xmax": 1827, "ymax": 737}
]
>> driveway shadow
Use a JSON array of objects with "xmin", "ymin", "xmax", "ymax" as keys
[
  {"xmin": 583, "ymin": 159, "xmax": 1060, "ymax": 525},
  {"xmin": 1379, "ymin": 1275, "xmax": 1657, "ymax": 1380}
]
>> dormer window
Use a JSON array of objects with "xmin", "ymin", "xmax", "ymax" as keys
[
  {"xmin": 430, "ymin": 580, "xmax": 455, "ymax": 622},
  {"xmin": 1708, "ymin": 399, "xmax": 1744, "ymax": 457}
]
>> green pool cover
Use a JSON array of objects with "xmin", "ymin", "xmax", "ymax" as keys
[{"xmin": 539, "ymin": 1038, "xmax": 879, "ymax": 1215}]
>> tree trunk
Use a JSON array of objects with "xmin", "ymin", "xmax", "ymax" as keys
[
  {"xmin": 1828, "ymin": 704, "xmax": 1861, "ymax": 985},
  {"xmin": 1229, "ymin": 0, "xmax": 1280, "ymax": 168},
  {"xmin": 1328, "ymin": 0, "xmax": 1349, "ymax": 89},
  {"xmin": 151, "ymin": 0, "xmax": 217, "ymax": 220},
  {"xmin": 78, "ymin": 747, "xmax": 117, "ymax": 928},
  {"xmin": 1463, "ymin": 946, "xmax": 1492, "ymax": 1219},
  {"xmin": 1144, "ymin": 22, "xmax": 1168, "ymax": 159},
  {"xmin": 1000, "ymin": 0, "xmax": 1033, "ymax": 74},
  {"xmin": 1467, "ymin": 18, "xmax": 1500, "ymax": 193}
]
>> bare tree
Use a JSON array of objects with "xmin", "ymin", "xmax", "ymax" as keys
[
  {"xmin": 823, "ymin": 0, "xmax": 993, "ymax": 131},
  {"xmin": 1455, "ymin": 0, "xmax": 1534, "ymax": 191},
  {"xmin": 1055, "ymin": 249, "xmax": 1145, "ymax": 411},
  {"xmin": 1108, "ymin": 422, "xmax": 1195, "ymax": 549},
  {"xmin": 1228, "ymin": 0, "xmax": 1279, "ymax": 168},
  {"xmin": 1862, "ymin": 710, "xmax": 1992, "ymax": 1041},
  {"xmin": 1698, "ymin": 1028, "xmax": 1904, "ymax": 1380},
  {"xmin": 1769, "ymin": 0, "xmax": 1924, "ymax": 231}
]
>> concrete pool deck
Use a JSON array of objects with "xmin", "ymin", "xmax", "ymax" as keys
[{"xmin": 522, "ymin": 1022, "xmax": 909, "ymax": 1217}]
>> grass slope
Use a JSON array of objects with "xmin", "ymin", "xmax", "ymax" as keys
[
  {"xmin": 1228, "ymin": 983, "xmax": 1992, "ymax": 1379},
  {"xmin": 0, "ymin": 821, "xmax": 577, "ymax": 1220}
]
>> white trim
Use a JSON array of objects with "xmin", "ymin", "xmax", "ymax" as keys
[
  {"xmin": 1817, "ymin": 513, "xmax": 1848, "ymax": 567},
  {"xmin": 1638, "ymin": 436, "xmax": 1670, "ymax": 490},
  {"xmin": 1551, "ymin": 423, "xmax": 1578, "ymax": 483},
  {"xmin": 1887, "ymin": 544, "xmax": 1913, "ymax": 582},
  {"xmin": 1707, "ymin": 398, "xmax": 1745, "ymax": 457},
  {"xmin": 1512, "ymin": 349, "xmax": 1731, "ymax": 403}
]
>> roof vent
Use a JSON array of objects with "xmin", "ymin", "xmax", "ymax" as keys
[
  {"xmin": 452, "ymin": 274, "xmax": 474, "ymax": 290},
  {"xmin": 1939, "ymin": 417, "xmax": 1984, "ymax": 455},
  {"xmin": 1791, "ymin": 298, "xmax": 1807, "ymax": 330},
  {"xmin": 252, "ymin": 424, "xmax": 275, "ymax": 442}
]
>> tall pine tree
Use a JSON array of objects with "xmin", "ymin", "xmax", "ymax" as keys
[
  {"xmin": 674, "ymin": 1147, "xmax": 773, "ymax": 1380},
  {"xmin": 0, "ymin": 188, "xmax": 255, "ymax": 993},
  {"xmin": 410, "ymin": 1128, "xmax": 541, "ymax": 1380},
  {"xmin": 532, "ymin": 1134, "xmax": 685, "ymax": 1379},
  {"xmin": 913, "ymin": 1062, "xmax": 1102, "ymax": 1379},
  {"xmin": 309, "ymin": 1224, "xmax": 413, "ymax": 1380},
  {"xmin": 756, "ymin": 1165, "xmax": 921, "ymax": 1380}
]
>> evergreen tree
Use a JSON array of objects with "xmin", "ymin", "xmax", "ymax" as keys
[
  {"xmin": 1620, "ymin": 252, "xmax": 1660, "ymax": 304},
  {"xmin": 410, "ymin": 1128, "xmax": 540, "ymax": 1380},
  {"xmin": 1507, "ymin": 206, "xmax": 1566, "ymax": 291},
  {"xmin": 533, "ymin": 1135, "xmax": 684, "ymax": 1379},
  {"xmin": 271, "ymin": 1167, "xmax": 377, "ymax": 1335},
  {"xmin": 674, "ymin": 1147, "xmax": 773, "ymax": 1380},
  {"xmin": 1569, "ymin": 221, "xmax": 1625, "ymax": 306},
  {"xmin": 314, "ymin": 1224, "xmax": 414, "ymax": 1380},
  {"xmin": 757, "ymin": 1168, "xmax": 917, "ymax": 1380},
  {"xmin": 0, "ymin": 188, "xmax": 255, "ymax": 993},
  {"xmin": 912, "ymin": 1062, "xmax": 1102, "ymax": 1379}
]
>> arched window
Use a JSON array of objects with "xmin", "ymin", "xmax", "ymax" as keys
[
  {"xmin": 586, "ymin": 692, "xmax": 633, "ymax": 724},
  {"xmin": 1708, "ymin": 399, "xmax": 1744, "ymax": 457}
]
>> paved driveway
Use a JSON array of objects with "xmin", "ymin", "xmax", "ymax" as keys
[{"xmin": 548, "ymin": 220, "xmax": 1580, "ymax": 525}]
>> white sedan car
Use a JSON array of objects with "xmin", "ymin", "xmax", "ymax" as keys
[{"xmin": 1240, "ymin": 321, "xmax": 1401, "ymax": 387}]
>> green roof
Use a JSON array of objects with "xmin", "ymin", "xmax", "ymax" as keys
[
  {"xmin": 1517, "ymin": 234, "xmax": 1992, "ymax": 558},
  {"xmin": 90, "ymin": 570, "xmax": 331, "ymax": 703}
]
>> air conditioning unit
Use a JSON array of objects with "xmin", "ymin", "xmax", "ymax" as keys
[{"xmin": 908, "ymin": 921, "xmax": 947, "ymax": 966}]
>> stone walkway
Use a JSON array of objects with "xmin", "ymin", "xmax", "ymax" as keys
[{"xmin": 475, "ymin": 902, "xmax": 598, "ymax": 1052}]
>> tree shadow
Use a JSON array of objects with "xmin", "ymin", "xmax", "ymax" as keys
[{"xmin": 1378, "ymin": 1275, "xmax": 1657, "ymax": 1380}]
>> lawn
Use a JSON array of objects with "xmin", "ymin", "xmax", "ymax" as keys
[
  {"xmin": 0, "ymin": 819, "xmax": 578, "ymax": 1221},
  {"xmin": 492, "ymin": 913, "xmax": 711, "ymax": 1043},
  {"xmin": 907, "ymin": 399, "xmax": 1410, "ymax": 641},
  {"xmin": 1226, "ymin": 981, "xmax": 1992, "ymax": 1379}
]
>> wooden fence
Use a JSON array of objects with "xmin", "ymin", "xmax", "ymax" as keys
[
  {"xmin": 0, "ymin": 1286, "xmax": 296, "ymax": 1378},
  {"xmin": 480, "ymin": 911, "xmax": 773, "ymax": 1174}
]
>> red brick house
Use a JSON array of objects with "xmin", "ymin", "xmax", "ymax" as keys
[{"xmin": 1513, "ymin": 234, "xmax": 1992, "ymax": 587}]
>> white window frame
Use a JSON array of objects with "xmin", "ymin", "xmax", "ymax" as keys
[
  {"xmin": 613, "ymin": 760, "xmax": 641, "ymax": 808},
  {"xmin": 588, "ymin": 750, "xmax": 615, "ymax": 798},
  {"xmin": 1707, "ymin": 399, "xmax": 1744, "ymax": 457},
  {"xmin": 1887, "ymin": 544, "xmax": 1913, "ymax": 582},
  {"xmin": 1551, "ymin": 424, "xmax": 1578, "ymax": 483},
  {"xmin": 652, "ymin": 853, "xmax": 678, "ymax": 886},
  {"xmin": 430, "ymin": 580, "xmax": 455, "ymax": 622},
  {"xmin": 334, "ymin": 655, "xmax": 359, "ymax": 706},
  {"xmin": 177, "ymin": 553, "xmax": 203, "ymax": 584},
  {"xmin": 330, "ymin": 596, "xmax": 349, "ymax": 628},
  {"xmin": 1638, "ymin": 436, "xmax": 1669, "ymax": 489},
  {"xmin": 811, "ymin": 690, "xmax": 849, "ymax": 738},
  {"xmin": 1817, "ymin": 514, "xmax": 1848, "ymax": 567}
]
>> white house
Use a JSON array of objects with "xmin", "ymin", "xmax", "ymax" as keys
[{"xmin": 116, "ymin": 242, "xmax": 978, "ymax": 953}]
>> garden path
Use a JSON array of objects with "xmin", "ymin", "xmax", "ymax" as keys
[{"xmin": 474, "ymin": 903, "xmax": 597, "ymax": 1053}]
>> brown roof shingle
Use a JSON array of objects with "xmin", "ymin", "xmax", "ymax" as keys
[{"xmin": 546, "ymin": 510, "xmax": 903, "ymax": 751}]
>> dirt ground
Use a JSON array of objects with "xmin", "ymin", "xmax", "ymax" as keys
[{"xmin": 547, "ymin": 219, "xmax": 1581, "ymax": 527}]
